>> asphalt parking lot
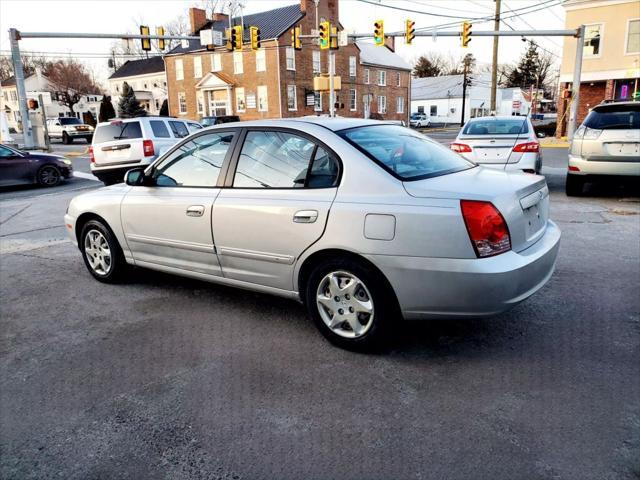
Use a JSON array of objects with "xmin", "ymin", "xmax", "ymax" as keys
[{"xmin": 1, "ymin": 137, "xmax": 639, "ymax": 479}]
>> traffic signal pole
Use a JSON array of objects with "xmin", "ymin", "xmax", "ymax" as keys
[
  {"xmin": 490, "ymin": 0, "xmax": 501, "ymax": 114},
  {"xmin": 567, "ymin": 25, "xmax": 585, "ymax": 140},
  {"xmin": 9, "ymin": 29, "xmax": 34, "ymax": 148}
]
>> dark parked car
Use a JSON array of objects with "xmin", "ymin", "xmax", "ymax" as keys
[
  {"xmin": 200, "ymin": 115, "xmax": 240, "ymax": 127},
  {"xmin": 0, "ymin": 144, "xmax": 73, "ymax": 187}
]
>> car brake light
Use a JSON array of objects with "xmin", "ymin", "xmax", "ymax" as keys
[
  {"xmin": 450, "ymin": 143, "xmax": 472, "ymax": 153},
  {"xmin": 568, "ymin": 166, "xmax": 580, "ymax": 172},
  {"xmin": 143, "ymin": 139, "xmax": 154, "ymax": 157},
  {"xmin": 88, "ymin": 146, "xmax": 95, "ymax": 164},
  {"xmin": 460, "ymin": 200, "xmax": 511, "ymax": 258},
  {"xmin": 512, "ymin": 141, "xmax": 539, "ymax": 153}
]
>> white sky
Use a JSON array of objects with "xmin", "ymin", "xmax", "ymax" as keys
[{"xmin": 0, "ymin": 0, "xmax": 566, "ymax": 87}]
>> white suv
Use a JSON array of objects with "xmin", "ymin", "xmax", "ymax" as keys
[
  {"xmin": 47, "ymin": 117, "xmax": 94, "ymax": 144},
  {"xmin": 90, "ymin": 117, "xmax": 202, "ymax": 185}
]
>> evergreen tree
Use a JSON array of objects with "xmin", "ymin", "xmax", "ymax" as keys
[
  {"xmin": 117, "ymin": 82, "xmax": 147, "ymax": 118},
  {"xmin": 98, "ymin": 95, "xmax": 116, "ymax": 122},
  {"xmin": 413, "ymin": 55, "xmax": 443, "ymax": 77},
  {"xmin": 159, "ymin": 99, "xmax": 169, "ymax": 116},
  {"xmin": 506, "ymin": 41, "xmax": 542, "ymax": 89}
]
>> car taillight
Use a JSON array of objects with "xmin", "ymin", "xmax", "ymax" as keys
[
  {"xmin": 88, "ymin": 146, "xmax": 95, "ymax": 164},
  {"xmin": 143, "ymin": 139, "xmax": 154, "ymax": 157},
  {"xmin": 450, "ymin": 143, "xmax": 472, "ymax": 153},
  {"xmin": 512, "ymin": 141, "xmax": 539, "ymax": 153},
  {"xmin": 460, "ymin": 200, "xmax": 511, "ymax": 258}
]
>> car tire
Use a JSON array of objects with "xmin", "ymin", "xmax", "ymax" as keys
[
  {"xmin": 304, "ymin": 257, "xmax": 398, "ymax": 351},
  {"xmin": 37, "ymin": 165, "xmax": 62, "ymax": 187},
  {"xmin": 62, "ymin": 132, "xmax": 72, "ymax": 144},
  {"xmin": 565, "ymin": 174, "xmax": 585, "ymax": 196},
  {"xmin": 80, "ymin": 219, "xmax": 127, "ymax": 283}
]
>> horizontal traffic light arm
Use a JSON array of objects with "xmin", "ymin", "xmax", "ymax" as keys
[{"xmin": 346, "ymin": 29, "xmax": 579, "ymax": 39}]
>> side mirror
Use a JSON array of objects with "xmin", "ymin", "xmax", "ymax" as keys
[{"xmin": 125, "ymin": 167, "xmax": 147, "ymax": 186}]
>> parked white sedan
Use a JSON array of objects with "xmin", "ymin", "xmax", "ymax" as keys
[{"xmin": 64, "ymin": 118, "xmax": 560, "ymax": 350}]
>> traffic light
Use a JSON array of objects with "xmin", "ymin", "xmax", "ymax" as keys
[
  {"xmin": 226, "ymin": 28, "xmax": 233, "ymax": 51},
  {"xmin": 230, "ymin": 25, "xmax": 243, "ymax": 51},
  {"xmin": 374, "ymin": 20, "xmax": 384, "ymax": 46},
  {"xmin": 291, "ymin": 26, "xmax": 302, "ymax": 50},
  {"xmin": 330, "ymin": 26, "xmax": 339, "ymax": 50},
  {"xmin": 250, "ymin": 26, "xmax": 261, "ymax": 51},
  {"xmin": 461, "ymin": 21, "xmax": 472, "ymax": 48},
  {"xmin": 405, "ymin": 19, "xmax": 415, "ymax": 45},
  {"xmin": 140, "ymin": 25, "xmax": 151, "ymax": 51},
  {"xmin": 319, "ymin": 21, "xmax": 330, "ymax": 50},
  {"xmin": 156, "ymin": 26, "xmax": 165, "ymax": 50}
]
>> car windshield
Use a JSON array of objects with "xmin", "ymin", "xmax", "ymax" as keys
[
  {"xmin": 583, "ymin": 105, "xmax": 640, "ymax": 130},
  {"xmin": 201, "ymin": 118, "xmax": 216, "ymax": 127},
  {"xmin": 339, "ymin": 125, "xmax": 474, "ymax": 181},
  {"xmin": 410, "ymin": 114, "xmax": 423, "ymax": 119},
  {"xmin": 93, "ymin": 121, "xmax": 142, "ymax": 143},
  {"xmin": 462, "ymin": 118, "xmax": 529, "ymax": 135},
  {"xmin": 59, "ymin": 118, "xmax": 83, "ymax": 126}
]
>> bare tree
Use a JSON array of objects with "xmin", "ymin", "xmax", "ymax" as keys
[
  {"xmin": 46, "ymin": 59, "xmax": 101, "ymax": 115},
  {"xmin": 0, "ymin": 54, "xmax": 51, "ymax": 82},
  {"xmin": 198, "ymin": 0, "xmax": 228, "ymax": 18}
]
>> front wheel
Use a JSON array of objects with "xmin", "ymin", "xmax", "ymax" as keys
[
  {"xmin": 62, "ymin": 132, "xmax": 72, "ymax": 144},
  {"xmin": 80, "ymin": 220, "xmax": 127, "ymax": 283},
  {"xmin": 305, "ymin": 258, "xmax": 398, "ymax": 351},
  {"xmin": 37, "ymin": 165, "xmax": 61, "ymax": 187}
]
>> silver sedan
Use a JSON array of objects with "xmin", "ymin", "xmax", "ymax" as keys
[{"xmin": 64, "ymin": 118, "xmax": 560, "ymax": 350}]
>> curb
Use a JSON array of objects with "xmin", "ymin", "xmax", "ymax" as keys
[
  {"xmin": 541, "ymin": 143, "xmax": 570, "ymax": 148},
  {"xmin": 64, "ymin": 148, "xmax": 89, "ymax": 158}
]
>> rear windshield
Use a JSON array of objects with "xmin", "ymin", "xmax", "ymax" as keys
[
  {"xmin": 338, "ymin": 125, "xmax": 474, "ymax": 181},
  {"xmin": 462, "ymin": 118, "xmax": 529, "ymax": 135},
  {"xmin": 60, "ymin": 118, "xmax": 82, "ymax": 125},
  {"xmin": 410, "ymin": 113, "xmax": 423, "ymax": 119},
  {"xmin": 94, "ymin": 121, "xmax": 142, "ymax": 144},
  {"xmin": 583, "ymin": 105, "xmax": 640, "ymax": 130}
]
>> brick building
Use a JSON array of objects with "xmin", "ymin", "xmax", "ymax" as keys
[
  {"xmin": 164, "ymin": 0, "xmax": 411, "ymax": 123},
  {"xmin": 556, "ymin": 0, "xmax": 639, "ymax": 136}
]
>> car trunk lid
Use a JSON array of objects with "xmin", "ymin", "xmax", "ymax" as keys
[
  {"xmin": 92, "ymin": 120, "xmax": 145, "ymax": 167},
  {"xmin": 403, "ymin": 167, "xmax": 549, "ymax": 252}
]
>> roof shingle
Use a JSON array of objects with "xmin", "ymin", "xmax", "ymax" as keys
[{"xmin": 108, "ymin": 56, "xmax": 165, "ymax": 80}]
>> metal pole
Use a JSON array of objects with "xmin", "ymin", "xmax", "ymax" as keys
[
  {"xmin": 9, "ymin": 28, "xmax": 34, "ymax": 148},
  {"xmin": 349, "ymin": 29, "xmax": 577, "ymax": 39},
  {"xmin": 461, "ymin": 66, "xmax": 468, "ymax": 127},
  {"xmin": 329, "ymin": 52, "xmax": 335, "ymax": 118},
  {"xmin": 39, "ymin": 94, "xmax": 51, "ymax": 151},
  {"xmin": 567, "ymin": 25, "xmax": 584, "ymax": 140},
  {"xmin": 490, "ymin": 0, "xmax": 501, "ymax": 113}
]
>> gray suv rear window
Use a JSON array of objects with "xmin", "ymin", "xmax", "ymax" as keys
[
  {"xmin": 150, "ymin": 120, "xmax": 170, "ymax": 138},
  {"xmin": 584, "ymin": 105, "xmax": 640, "ymax": 130},
  {"xmin": 94, "ymin": 121, "xmax": 142, "ymax": 143}
]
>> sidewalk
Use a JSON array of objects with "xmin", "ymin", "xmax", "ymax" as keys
[{"xmin": 540, "ymin": 136, "xmax": 570, "ymax": 148}]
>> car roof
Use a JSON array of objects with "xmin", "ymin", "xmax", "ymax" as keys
[
  {"xmin": 467, "ymin": 116, "xmax": 531, "ymax": 122},
  {"xmin": 95, "ymin": 116, "xmax": 188, "ymax": 126},
  {"xmin": 204, "ymin": 117, "xmax": 398, "ymax": 132}
]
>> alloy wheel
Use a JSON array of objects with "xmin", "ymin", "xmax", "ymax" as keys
[
  {"xmin": 316, "ymin": 271, "xmax": 375, "ymax": 338},
  {"xmin": 39, "ymin": 166, "xmax": 60, "ymax": 186},
  {"xmin": 84, "ymin": 229, "xmax": 112, "ymax": 276}
]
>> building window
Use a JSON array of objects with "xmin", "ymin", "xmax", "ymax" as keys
[
  {"xmin": 396, "ymin": 96, "xmax": 404, "ymax": 114},
  {"xmin": 377, "ymin": 95, "xmax": 386, "ymax": 114},
  {"xmin": 211, "ymin": 53, "xmax": 222, "ymax": 72},
  {"xmin": 396, "ymin": 72, "xmax": 401, "ymax": 87},
  {"xmin": 349, "ymin": 56, "xmax": 356, "ymax": 77},
  {"xmin": 286, "ymin": 47, "xmax": 296, "ymax": 70},
  {"xmin": 193, "ymin": 56, "xmax": 202, "ymax": 78},
  {"xmin": 257, "ymin": 85, "xmax": 268, "ymax": 112},
  {"xmin": 312, "ymin": 50, "xmax": 321, "ymax": 73},
  {"xmin": 197, "ymin": 91, "xmax": 204, "ymax": 114},
  {"xmin": 626, "ymin": 19, "xmax": 640, "ymax": 54},
  {"xmin": 10, "ymin": 91, "xmax": 17, "ymax": 101},
  {"xmin": 349, "ymin": 89, "xmax": 357, "ymax": 111},
  {"xmin": 314, "ymin": 91, "xmax": 322, "ymax": 112},
  {"xmin": 287, "ymin": 85, "xmax": 297, "ymax": 111},
  {"xmin": 233, "ymin": 52, "xmax": 243, "ymax": 74},
  {"xmin": 378, "ymin": 70, "xmax": 386, "ymax": 86},
  {"xmin": 364, "ymin": 69, "xmax": 370, "ymax": 84},
  {"xmin": 583, "ymin": 24, "xmax": 602, "ymax": 57},
  {"xmin": 236, "ymin": 87, "xmax": 246, "ymax": 112},
  {"xmin": 178, "ymin": 92, "xmax": 187, "ymax": 114},
  {"xmin": 430, "ymin": 105, "xmax": 437, "ymax": 116},
  {"xmin": 256, "ymin": 49, "xmax": 266, "ymax": 72},
  {"xmin": 175, "ymin": 59, "xmax": 184, "ymax": 80}
]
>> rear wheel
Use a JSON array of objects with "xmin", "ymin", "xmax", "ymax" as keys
[
  {"xmin": 37, "ymin": 165, "xmax": 61, "ymax": 187},
  {"xmin": 565, "ymin": 174, "xmax": 585, "ymax": 196},
  {"xmin": 304, "ymin": 257, "xmax": 397, "ymax": 351},
  {"xmin": 80, "ymin": 219, "xmax": 127, "ymax": 283}
]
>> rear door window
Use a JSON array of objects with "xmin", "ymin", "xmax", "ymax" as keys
[
  {"xmin": 463, "ymin": 118, "xmax": 529, "ymax": 135},
  {"xmin": 94, "ymin": 121, "xmax": 142, "ymax": 144},
  {"xmin": 169, "ymin": 121, "xmax": 189, "ymax": 138},
  {"xmin": 149, "ymin": 120, "xmax": 171, "ymax": 138},
  {"xmin": 583, "ymin": 105, "xmax": 640, "ymax": 130}
]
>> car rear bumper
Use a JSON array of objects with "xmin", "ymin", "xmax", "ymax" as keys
[
  {"xmin": 367, "ymin": 220, "xmax": 561, "ymax": 320},
  {"xmin": 91, "ymin": 159, "xmax": 153, "ymax": 181},
  {"xmin": 469, "ymin": 152, "xmax": 540, "ymax": 172},
  {"xmin": 568, "ymin": 154, "xmax": 640, "ymax": 176}
]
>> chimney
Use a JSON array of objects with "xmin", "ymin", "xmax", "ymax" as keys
[
  {"xmin": 385, "ymin": 35, "xmax": 395, "ymax": 52},
  {"xmin": 212, "ymin": 12, "xmax": 229, "ymax": 24},
  {"xmin": 189, "ymin": 7, "xmax": 208, "ymax": 35}
]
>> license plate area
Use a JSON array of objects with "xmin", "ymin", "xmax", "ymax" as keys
[
  {"xmin": 474, "ymin": 146, "xmax": 510, "ymax": 161},
  {"xmin": 520, "ymin": 186, "xmax": 549, "ymax": 241},
  {"xmin": 605, "ymin": 142, "xmax": 639, "ymax": 156}
]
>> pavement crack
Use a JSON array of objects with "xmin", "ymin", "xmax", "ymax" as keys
[
  {"xmin": 0, "ymin": 203, "xmax": 31, "ymax": 225},
  {"xmin": 0, "ymin": 225, "xmax": 65, "ymax": 237}
]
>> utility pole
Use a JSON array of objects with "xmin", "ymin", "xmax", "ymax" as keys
[
  {"xmin": 329, "ymin": 51, "xmax": 335, "ymax": 118},
  {"xmin": 9, "ymin": 28, "xmax": 34, "ymax": 148},
  {"xmin": 567, "ymin": 25, "xmax": 585, "ymax": 139},
  {"xmin": 490, "ymin": 0, "xmax": 501, "ymax": 114}
]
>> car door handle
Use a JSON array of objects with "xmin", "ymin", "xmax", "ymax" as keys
[
  {"xmin": 186, "ymin": 205, "xmax": 205, "ymax": 217},
  {"xmin": 293, "ymin": 210, "xmax": 318, "ymax": 223}
]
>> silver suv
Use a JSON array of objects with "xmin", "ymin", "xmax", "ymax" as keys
[
  {"xmin": 566, "ymin": 101, "xmax": 640, "ymax": 196},
  {"xmin": 47, "ymin": 117, "xmax": 94, "ymax": 144}
]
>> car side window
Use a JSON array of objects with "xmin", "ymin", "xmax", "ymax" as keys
[
  {"xmin": 0, "ymin": 146, "xmax": 16, "ymax": 157},
  {"xmin": 169, "ymin": 121, "xmax": 189, "ymax": 138},
  {"xmin": 152, "ymin": 132, "xmax": 235, "ymax": 187},
  {"xmin": 233, "ymin": 131, "xmax": 337, "ymax": 188},
  {"xmin": 307, "ymin": 147, "xmax": 339, "ymax": 188},
  {"xmin": 149, "ymin": 120, "xmax": 170, "ymax": 138}
]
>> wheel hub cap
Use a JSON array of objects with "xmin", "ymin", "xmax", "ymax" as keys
[{"xmin": 84, "ymin": 229, "xmax": 112, "ymax": 276}]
